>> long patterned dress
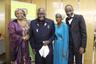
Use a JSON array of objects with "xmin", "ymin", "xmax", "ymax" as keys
[
  {"xmin": 8, "ymin": 19, "xmax": 31, "ymax": 64},
  {"xmin": 54, "ymin": 22, "xmax": 69, "ymax": 64}
]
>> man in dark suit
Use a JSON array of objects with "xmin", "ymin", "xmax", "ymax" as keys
[
  {"xmin": 29, "ymin": 8, "xmax": 55, "ymax": 64},
  {"xmin": 65, "ymin": 5, "xmax": 87, "ymax": 64}
]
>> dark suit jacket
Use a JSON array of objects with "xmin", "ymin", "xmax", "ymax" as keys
[
  {"xmin": 66, "ymin": 14, "xmax": 87, "ymax": 52},
  {"xmin": 29, "ymin": 18, "xmax": 55, "ymax": 50}
]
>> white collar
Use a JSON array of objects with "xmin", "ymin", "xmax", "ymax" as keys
[{"xmin": 71, "ymin": 14, "xmax": 74, "ymax": 18}]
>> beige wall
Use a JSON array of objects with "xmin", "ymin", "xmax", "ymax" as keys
[
  {"xmin": 32, "ymin": 0, "xmax": 96, "ymax": 19},
  {"xmin": 0, "ymin": 0, "xmax": 5, "ymax": 37},
  {"xmin": 5, "ymin": 0, "xmax": 11, "ymax": 63}
]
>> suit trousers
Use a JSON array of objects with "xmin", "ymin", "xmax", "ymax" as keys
[{"xmin": 68, "ymin": 44, "xmax": 82, "ymax": 64}]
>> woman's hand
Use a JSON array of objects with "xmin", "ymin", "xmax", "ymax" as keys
[
  {"xmin": 22, "ymin": 34, "xmax": 29, "ymax": 41},
  {"xmin": 11, "ymin": 61, "xmax": 17, "ymax": 64},
  {"xmin": 79, "ymin": 47, "xmax": 84, "ymax": 54},
  {"xmin": 43, "ymin": 40, "xmax": 50, "ymax": 46}
]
